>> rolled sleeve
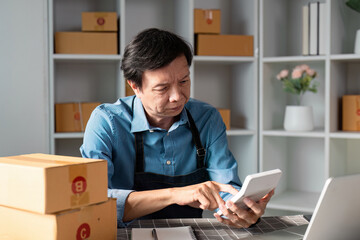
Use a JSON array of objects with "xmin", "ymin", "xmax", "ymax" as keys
[{"xmin": 108, "ymin": 189, "xmax": 135, "ymax": 227}]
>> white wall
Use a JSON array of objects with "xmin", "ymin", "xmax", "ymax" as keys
[{"xmin": 0, "ymin": 0, "xmax": 49, "ymax": 156}]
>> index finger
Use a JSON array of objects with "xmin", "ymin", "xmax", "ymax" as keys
[{"xmin": 214, "ymin": 182, "xmax": 239, "ymax": 196}]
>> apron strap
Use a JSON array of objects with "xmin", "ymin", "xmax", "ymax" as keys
[
  {"xmin": 185, "ymin": 108, "xmax": 206, "ymax": 169},
  {"xmin": 132, "ymin": 96, "xmax": 144, "ymax": 172},
  {"xmin": 134, "ymin": 132, "xmax": 144, "ymax": 172}
]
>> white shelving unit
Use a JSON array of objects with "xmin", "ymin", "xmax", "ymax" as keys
[
  {"xmin": 259, "ymin": 0, "xmax": 360, "ymax": 214},
  {"xmin": 48, "ymin": 0, "xmax": 259, "ymax": 182}
]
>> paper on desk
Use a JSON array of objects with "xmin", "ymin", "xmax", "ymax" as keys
[{"xmin": 131, "ymin": 226, "xmax": 197, "ymax": 240}]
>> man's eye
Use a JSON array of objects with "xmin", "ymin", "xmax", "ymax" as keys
[{"xmin": 155, "ymin": 87, "xmax": 167, "ymax": 92}]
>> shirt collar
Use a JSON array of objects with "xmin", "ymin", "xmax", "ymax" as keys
[{"xmin": 130, "ymin": 97, "xmax": 189, "ymax": 133}]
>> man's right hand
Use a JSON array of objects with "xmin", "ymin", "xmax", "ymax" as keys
[
  {"xmin": 123, "ymin": 181, "xmax": 238, "ymax": 222},
  {"xmin": 170, "ymin": 181, "xmax": 239, "ymax": 210}
]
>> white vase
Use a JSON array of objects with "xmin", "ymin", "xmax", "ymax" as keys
[
  {"xmin": 355, "ymin": 29, "xmax": 360, "ymax": 54},
  {"xmin": 284, "ymin": 106, "xmax": 314, "ymax": 131}
]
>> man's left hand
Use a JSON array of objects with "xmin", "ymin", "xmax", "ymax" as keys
[{"xmin": 213, "ymin": 189, "xmax": 275, "ymax": 228}]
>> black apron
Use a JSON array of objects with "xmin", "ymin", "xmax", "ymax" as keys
[{"xmin": 132, "ymin": 100, "xmax": 209, "ymax": 219}]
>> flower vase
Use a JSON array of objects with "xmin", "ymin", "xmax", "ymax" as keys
[{"xmin": 284, "ymin": 106, "xmax": 314, "ymax": 131}]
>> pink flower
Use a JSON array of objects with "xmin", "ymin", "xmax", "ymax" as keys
[
  {"xmin": 306, "ymin": 68, "xmax": 316, "ymax": 77},
  {"xmin": 291, "ymin": 68, "xmax": 303, "ymax": 79},
  {"xmin": 297, "ymin": 64, "xmax": 310, "ymax": 71},
  {"xmin": 276, "ymin": 69, "xmax": 289, "ymax": 80}
]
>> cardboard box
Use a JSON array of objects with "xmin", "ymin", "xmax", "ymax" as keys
[
  {"xmin": 82, "ymin": 12, "xmax": 118, "ymax": 32},
  {"xmin": 126, "ymin": 82, "xmax": 135, "ymax": 96},
  {"xmin": 342, "ymin": 95, "xmax": 360, "ymax": 131},
  {"xmin": 55, "ymin": 102, "xmax": 100, "ymax": 132},
  {"xmin": 218, "ymin": 108, "xmax": 231, "ymax": 130},
  {"xmin": 196, "ymin": 34, "xmax": 254, "ymax": 56},
  {"xmin": 55, "ymin": 32, "xmax": 118, "ymax": 54},
  {"xmin": 194, "ymin": 9, "xmax": 221, "ymax": 34},
  {"xmin": 0, "ymin": 153, "xmax": 107, "ymax": 214},
  {"xmin": 0, "ymin": 198, "xmax": 117, "ymax": 240}
]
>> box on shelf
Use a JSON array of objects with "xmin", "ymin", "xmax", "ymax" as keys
[
  {"xmin": 55, "ymin": 32, "xmax": 117, "ymax": 54},
  {"xmin": 196, "ymin": 34, "xmax": 253, "ymax": 56},
  {"xmin": 55, "ymin": 102, "xmax": 100, "ymax": 132},
  {"xmin": 342, "ymin": 95, "xmax": 360, "ymax": 131},
  {"xmin": 0, "ymin": 153, "xmax": 107, "ymax": 214},
  {"xmin": 82, "ymin": 12, "xmax": 118, "ymax": 32},
  {"xmin": 126, "ymin": 82, "xmax": 135, "ymax": 96},
  {"xmin": 0, "ymin": 198, "xmax": 117, "ymax": 240},
  {"xmin": 194, "ymin": 9, "xmax": 221, "ymax": 34},
  {"xmin": 217, "ymin": 108, "xmax": 231, "ymax": 130}
]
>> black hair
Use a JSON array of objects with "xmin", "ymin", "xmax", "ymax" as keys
[{"xmin": 121, "ymin": 28, "xmax": 193, "ymax": 89}]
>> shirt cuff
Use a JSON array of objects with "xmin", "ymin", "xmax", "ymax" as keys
[{"xmin": 107, "ymin": 189, "xmax": 135, "ymax": 228}]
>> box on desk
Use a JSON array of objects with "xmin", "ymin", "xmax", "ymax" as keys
[
  {"xmin": 82, "ymin": 12, "xmax": 118, "ymax": 32},
  {"xmin": 194, "ymin": 9, "xmax": 221, "ymax": 34},
  {"xmin": 342, "ymin": 95, "xmax": 360, "ymax": 131},
  {"xmin": 217, "ymin": 108, "xmax": 231, "ymax": 130},
  {"xmin": 55, "ymin": 32, "xmax": 118, "ymax": 54},
  {"xmin": 0, "ymin": 198, "xmax": 117, "ymax": 240},
  {"xmin": 196, "ymin": 34, "xmax": 254, "ymax": 56},
  {"xmin": 0, "ymin": 153, "xmax": 107, "ymax": 214},
  {"xmin": 55, "ymin": 102, "xmax": 100, "ymax": 132}
]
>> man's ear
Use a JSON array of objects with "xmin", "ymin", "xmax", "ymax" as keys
[{"xmin": 127, "ymin": 80, "xmax": 141, "ymax": 96}]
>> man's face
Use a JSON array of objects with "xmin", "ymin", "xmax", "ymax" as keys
[{"xmin": 129, "ymin": 55, "xmax": 191, "ymax": 125}]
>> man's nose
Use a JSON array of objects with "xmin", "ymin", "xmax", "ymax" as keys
[{"xmin": 169, "ymin": 86, "xmax": 181, "ymax": 102}]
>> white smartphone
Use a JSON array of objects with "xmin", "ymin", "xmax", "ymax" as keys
[{"xmin": 217, "ymin": 169, "xmax": 282, "ymax": 216}]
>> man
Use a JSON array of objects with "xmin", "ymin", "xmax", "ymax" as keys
[{"xmin": 81, "ymin": 28, "xmax": 273, "ymax": 228}]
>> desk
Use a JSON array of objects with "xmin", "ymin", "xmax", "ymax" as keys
[{"xmin": 117, "ymin": 215, "xmax": 309, "ymax": 240}]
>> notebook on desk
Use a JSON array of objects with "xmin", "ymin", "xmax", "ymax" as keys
[
  {"xmin": 249, "ymin": 173, "xmax": 360, "ymax": 240},
  {"xmin": 131, "ymin": 226, "xmax": 197, "ymax": 240}
]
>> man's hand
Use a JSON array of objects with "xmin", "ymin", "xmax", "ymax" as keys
[
  {"xmin": 214, "ymin": 189, "xmax": 275, "ymax": 228},
  {"xmin": 171, "ymin": 181, "xmax": 239, "ymax": 211}
]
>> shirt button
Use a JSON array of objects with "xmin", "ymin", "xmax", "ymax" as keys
[{"xmin": 166, "ymin": 160, "xmax": 171, "ymax": 165}]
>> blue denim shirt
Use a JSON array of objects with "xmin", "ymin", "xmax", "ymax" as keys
[{"xmin": 80, "ymin": 96, "xmax": 241, "ymax": 227}]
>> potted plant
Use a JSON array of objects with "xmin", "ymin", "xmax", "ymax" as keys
[
  {"xmin": 276, "ymin": 64, "xmax": 318, "ymax": 131},
  {"xmin": 346, "ymin": 0, "xmax": 360, "ymax": 53}
]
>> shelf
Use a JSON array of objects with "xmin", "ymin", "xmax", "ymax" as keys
[
  {"xmin": 194, "ymin": 56, "xmax": 255, "ymax": 63},
  {"xmin": 53, "ymin": 132, "xmax": 84, "ymax": 139},
  {"xmin": 53, "ymin": 54, "xmax": 121, "ymax": 62},
  {"xmin": 330, "ymin": 54, "xmax": 360, "ymax": 62},
  {"xmin": 262, "ymin": 129, "xmax": 325, "ymax": 138},
  {"xmin": 268, "ymin": 190, "xmax": 320, "ymax": 213},
  {"xmin": 262, "ymin": 55, "xmax": 326, "ymax": 63},
  {"xmin": 330, "ymin": 131, "xmax": 360, "ymax": 139},
  {"xmin": 226, "ymin": 129, "xmax": 256, "ymax": 136}
]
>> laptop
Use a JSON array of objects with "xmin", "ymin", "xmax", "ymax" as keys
[{"xmin": 249, "ymin": 173, "xmax": 360, "ymax": 240}]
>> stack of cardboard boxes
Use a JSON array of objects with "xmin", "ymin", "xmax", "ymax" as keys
[
  {"xmin": 194, "ymin": 9, "xmax": 253, "ymax": 57},
  {"xmin": 0, "ymin": 153, "xmax": 117, "ymax": 239},
  {"xmin": 55, "ymin": 12, "xmax": 118, "ymax": 133},
  {"xmin": 55, "ymin": 12, "xmax": 118, "ymax": 54}
]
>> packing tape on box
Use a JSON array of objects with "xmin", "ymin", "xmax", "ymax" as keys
[
  {"xmin": 78, "ymin": 102, "xmax": 85, "ymax": 132},
  {"xmin": 356, "ymin": 96, "xmax": 360, "ymax": 130},
  {"xmin": 94, "ymin": 13, "xmax": 110, "ymax": 30},
  {"xmin": 4, "ymin": 155, "xmax": 77, "ymax": 166},
  {"xmin": 69, "ymin": 164, "xmax": 90, "ymax": 206},
  {"xmin": 77, "ymin": 201, "xmax": 94, "ymax": 223},
  {"xmin": 204, "ymin": 10, "xmax": 213, "ymax": 24}
]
